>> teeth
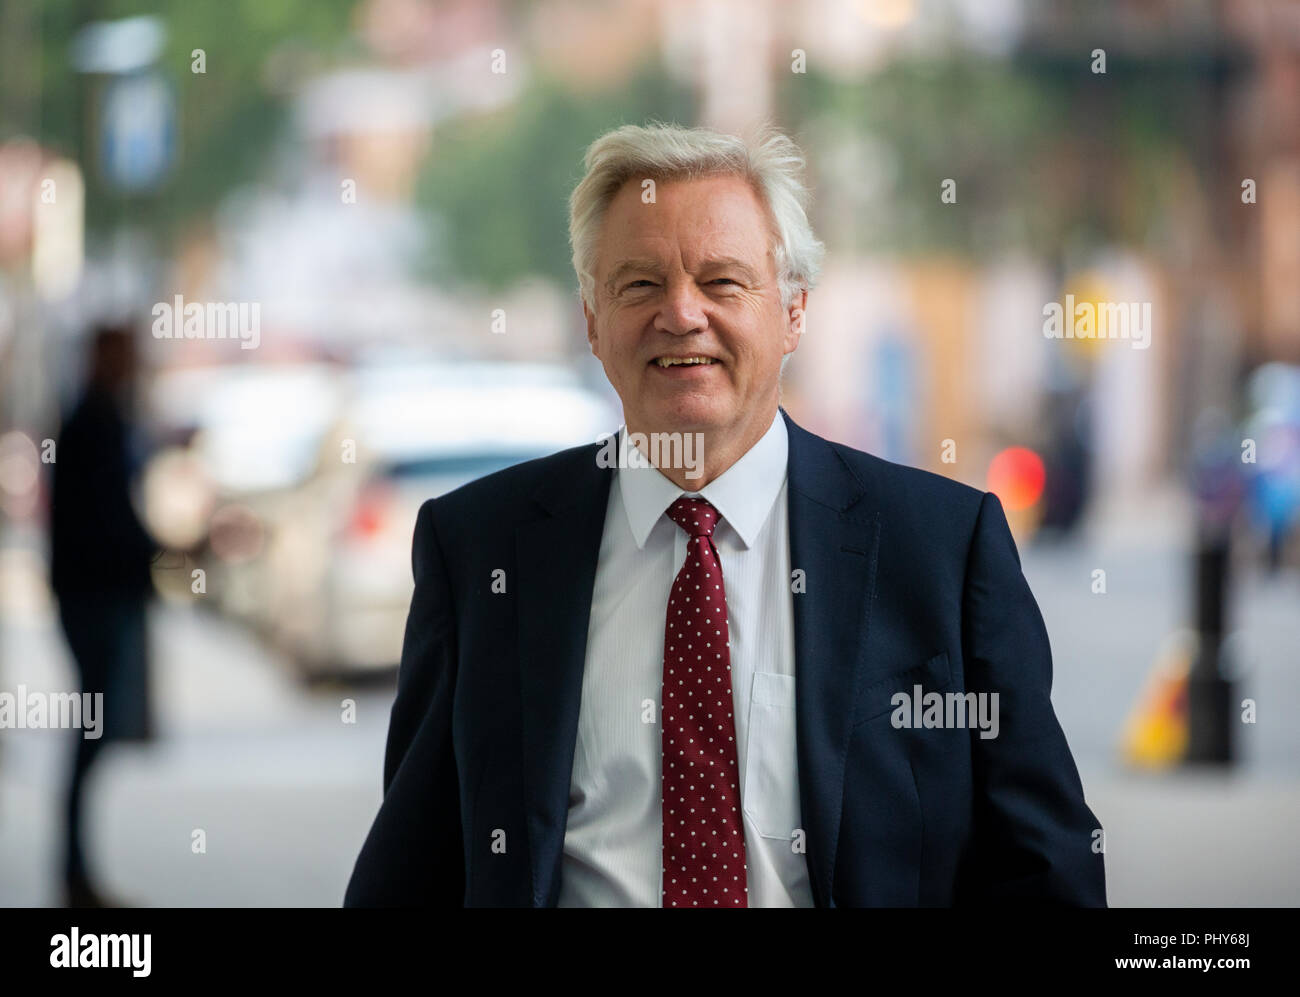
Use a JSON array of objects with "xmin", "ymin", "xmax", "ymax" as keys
[{"xmin": 655, "ymin": 356, "xmax": 716, "ymax": 367}]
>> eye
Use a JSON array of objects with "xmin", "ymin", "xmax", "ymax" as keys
[
  {"xmin": 625, "ymin": 279, "xmax": 656, "ymax": 289},
  {"xmin": 710, "ymin": 278, "xmax": 738, "ymax": 286}
]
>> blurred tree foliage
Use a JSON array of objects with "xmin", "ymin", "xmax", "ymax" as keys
[
  {"xmin": 413, "ymin": 60, "xmax": 694, "ymax": 295},
  {"xmin": 418, "ymin": 51, "xmax": 1208, "ymax": 293},
  {"xmin": 33, "ymin": 0, "xmax": 357, "ymax": 243},
  {"xmin": 780, "ymin": 54, "xmax": 1217, "ymax": 261},
  {"xmin": 21, "ymin": 0, "xmax": 1217, "ymax": 288}
]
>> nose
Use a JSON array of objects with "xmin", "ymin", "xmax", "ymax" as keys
[{"xmin": 653, "ymin": 277, "xmax": 709, "ymax": 336}]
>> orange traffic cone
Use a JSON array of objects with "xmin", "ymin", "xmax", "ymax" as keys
[{"xmin": 1120, "ymin": 631, "xmax": 1193, "ymax": 768}]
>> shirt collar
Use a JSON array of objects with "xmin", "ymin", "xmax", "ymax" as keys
[{"xmin": 618, "ymin": 409, "xmax": 787, "ymax": 550}]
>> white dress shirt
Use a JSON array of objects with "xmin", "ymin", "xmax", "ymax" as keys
[{"xmin": 557, "ymin": 410, "xmax": 814, "ymax": 907}]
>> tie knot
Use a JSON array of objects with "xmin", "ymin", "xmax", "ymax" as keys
[{"xmin": 666, "ymin": 496, "xmax": 719, "ymax": 538}]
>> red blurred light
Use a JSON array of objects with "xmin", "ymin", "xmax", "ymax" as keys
[
  {"xmin": 987, "ymin": 447, "xmax": 1046, "ymax": 511},
  {"xmin": 347, "ymin": 484, "xmax": 390, "ymax": 540}
]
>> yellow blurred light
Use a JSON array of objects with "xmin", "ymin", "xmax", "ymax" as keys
[
  {"xmin": 858, "ymin": 0, "xmax": 916, "ymax": 30},
  {"xmin": 32, "ymin": 158, "xmax": 84, "ymax": 301},
  {"xmin": 1059, "ymin": 271, "xmax": 1117, "ymax": 356}
]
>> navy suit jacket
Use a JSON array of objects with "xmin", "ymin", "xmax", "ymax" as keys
[{"xmin": 344, "ymin": 407, "xmax": 1107, "ymax": 907}]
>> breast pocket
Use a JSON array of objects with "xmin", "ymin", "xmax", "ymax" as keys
[
  {"xmin": 742, "ymin": 672, "xmax": 799, "ymax": 840},
  {"xmin": 853, "ymin": 650, "xmax": 952, "ymax": 728}
]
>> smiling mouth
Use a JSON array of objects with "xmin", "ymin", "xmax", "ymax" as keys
[{"xmin": 652, "ymin": 356, "xmax": 720, "ymax": 367}]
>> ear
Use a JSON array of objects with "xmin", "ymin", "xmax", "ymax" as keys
[
  {"xmin": 584, "ymin": 298, "xmax": 603, "ymax": 358},
  {"xmin": 783, "ymin": 289, "xmax": 807, "ymax": 355}
]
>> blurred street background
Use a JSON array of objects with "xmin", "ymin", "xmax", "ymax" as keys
[{"xmin": 1, "ymin": 0, "xmax": 1298, "ymax": 906}]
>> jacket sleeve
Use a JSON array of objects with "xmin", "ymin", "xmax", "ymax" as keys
[
  {"xmin": 955, "ymin": 490, "xmax": 1107, "ymax": 905},
  {"xmin": 344, "ymin": 498, "xmax": 465, "ymax": 906}
]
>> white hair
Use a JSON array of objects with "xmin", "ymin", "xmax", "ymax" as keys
[{"xmin": 568, "ymin": 121, "xmax": 825, "ymax": 313}]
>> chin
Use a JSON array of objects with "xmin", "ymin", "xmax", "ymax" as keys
[{"xmin": 646, "ymin": 396, "xmax": 731, "ymax": 433}]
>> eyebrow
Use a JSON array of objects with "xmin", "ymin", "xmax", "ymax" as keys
[{"xmin": 603, "ymin": 256, "xmax": 762, "ymax": 294}]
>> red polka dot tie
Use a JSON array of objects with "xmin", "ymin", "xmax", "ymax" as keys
[{"xmin": 661, "ymin": 496, "xmax": 747, "ymax": 907}]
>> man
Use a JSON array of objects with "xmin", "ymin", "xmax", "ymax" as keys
[
  {"xmin": 50, "ymin": 325, "xmax": 157, "ymax": 907},
  {"xmin": 345, "ymin": 122, "xmax": 1106, "ymax": 907}
]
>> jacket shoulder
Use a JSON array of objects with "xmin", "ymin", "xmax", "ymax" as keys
[
  {"xmin": 809, "ymin": 435, "xmax": 1003, "ymax": 599},
  {"xmin": 826, "ymin": 437, "xmax": 987, "ymax": 521}
]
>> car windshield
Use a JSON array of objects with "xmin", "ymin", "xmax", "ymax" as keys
[{"xmin": 383, "ymin": 452, "xmax": 543, "ymax": 480}]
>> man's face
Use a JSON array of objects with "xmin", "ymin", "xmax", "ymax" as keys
[{"xmin": 584, "ymin": 173, "xmax": 803, "ymax": 440}]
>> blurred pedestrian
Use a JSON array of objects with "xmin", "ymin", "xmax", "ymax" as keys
[{"xmin": 49, "ymin": 323, "xmax": 158, "ymax": 908}]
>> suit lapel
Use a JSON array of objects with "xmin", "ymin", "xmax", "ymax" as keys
[
  {"xmin": 515, "ymin": 443, "xmax": 613, "ymax": 907},
  {"xmin": 783, "ymin": 408, "xmax": 882, "ymax": 908}
]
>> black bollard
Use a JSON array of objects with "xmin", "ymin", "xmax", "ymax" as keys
[{"xmin": 1184, "ymin": 534, "xmax": 1233, "ymax": 764}]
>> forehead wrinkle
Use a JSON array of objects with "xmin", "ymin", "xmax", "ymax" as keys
[{"xmin": 599, "ymin": 175, "xmax": 772, "ymax": 281}]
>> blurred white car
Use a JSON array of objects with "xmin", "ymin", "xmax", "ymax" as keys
[
  {"xmin": 145, "ymin": 361, "xmax": 346, "ymax": 621},
  {"xmin": 149, "ymin": 358, "xmax": 616, "ymax": 679},
  {"xmin": 258, "ymin": 360, "xmax": 616, "ymax": 679}
]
